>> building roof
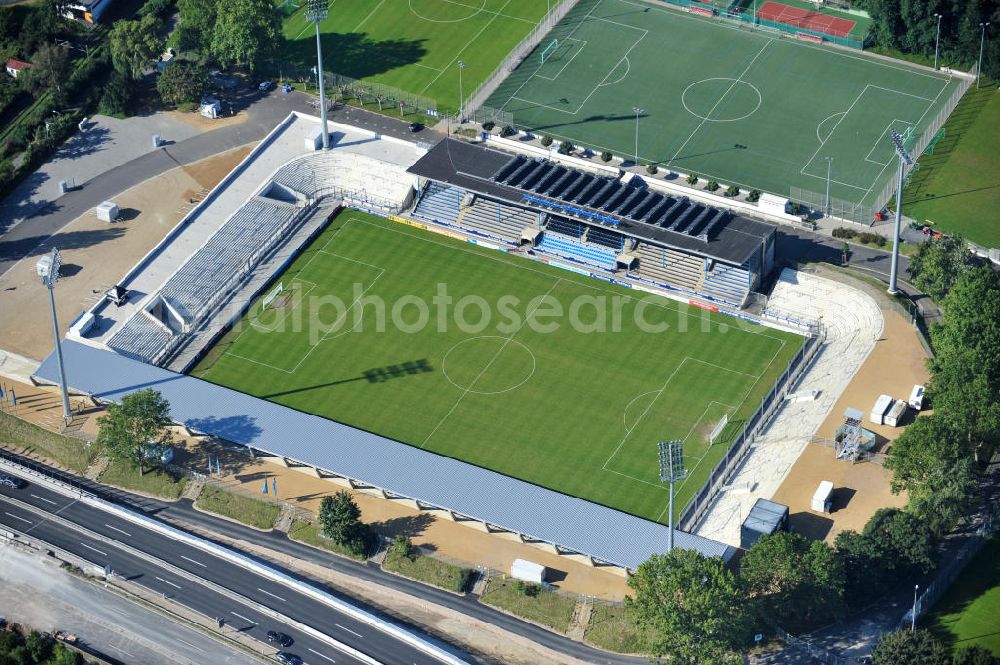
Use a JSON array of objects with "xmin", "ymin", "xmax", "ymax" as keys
[
  {"xmin": 407, "ymin": 139, "xmax": 776, "ymax": 265},
  {"xmin": 5, "ymin": 59, "xmax": 31, "ymax": 70},
  {"xmin": 742, "ymin": 497, "xmax": 788, "ymax": 535},
  {"xmin": 37, "ymin": 340, "xmax": 734, "ymax": 569}
]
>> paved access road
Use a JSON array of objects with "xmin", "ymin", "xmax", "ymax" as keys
[{"xmin": 0, "ymin": 472, "xmax": 460, "ymax": 665}]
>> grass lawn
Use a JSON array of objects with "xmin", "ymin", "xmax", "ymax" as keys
[
  {"xmin": 901, "ymin": 82, "xmax": 1000, "ymax": 248},
  {"xmin": 98, "ymin": 461, "xmax": 188, "ymax": 499},
  {"xmin": 480, "ymin": 576, "xmax": 576, "ymax": 632},
  {"xmin": 278, "ymin": 0, "xmax": 549, "ymax": 113},
  {"xmin": 382, "ymin": 547, "xmax": 471, "ymax": 593},
  {"xmin": 0, "ymin": 411, "xmax": 97, "ymax": 473},
  {"xmin": 287, "ymin": 519, "xmax": 368, "ymax": 560},
  {"xmin": 925, "ymin": 533, "xmax": 1000, "ymax": 656},
  {"xmin": 486, "ymin": 0, "xmax": 961, "ymax": 212},
  {"xmin": 192, "ymin": 212, "xmax": 802, "ymax": 523},
  {"xmin": 195, "ymin": 485, "xmax": 280, "ymax": 530},
  {"xmin": 585, "ymin": 603, "xmax": 656, "ymax": 655}
]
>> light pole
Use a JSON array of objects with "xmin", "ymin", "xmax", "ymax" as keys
[
  {"xmin": 458, "ymin": 60, "xmax": 465, "ymax": 123},
  {"xmin": 888, "ymin": 129, "xmax": 913, "ymax": 296},
  {"xmin": 37, "ymin": 247, "xmax": 72, "ymax": 425},
  {"xmin": 306, "ymin": 0, "xmax": 329, "ymax": 150},
  {"xmin": 658, "ymin": 440, "xmax": 687, "ymax": 552},
  {"xmin": 632, "ymin": 106, "xmax": 643, "ymax": 166},
  {"xmin": 911, "ymin": 584, "xmax": 920, "ymax": 631},
  {"xmin": 824, "ymin": 156, "xmax": 833, "ymax": 215},
  {"xmin": 978, "ymin": 22, "xmax": 990, "ymax": 89},
  {"xmin": 933, "ymin": 13, "xmax": 942, "ymax": 70}
]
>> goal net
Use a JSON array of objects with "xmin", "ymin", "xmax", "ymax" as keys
[
  {"xmin": 540, "ymin": 39, "xmax": 559, "ymax": 64},
  {"xmin": 262, "ymin": 282, "xmax": 284, "ymax": 310},
  {"xmin": 709, "ymin": 413, "xmax": 729, "ymax": 445}
]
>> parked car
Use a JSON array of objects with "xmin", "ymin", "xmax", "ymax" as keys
[
  {"xmin": 409, "ymin": 121, "xmax": 424, "ymax": 132},
  {"xmin": 275, "ymin": 653, "xmax": 302, "ymax": 665},
  {"xmin": 258, "ymin": 80, "xmax": 273, "ymax": 92},
  {"xmin": 267, "ymin": 631, "xmax": 293, "ymax": 647},
  {"xmin": 0, "ymin": 475, "xmax": 26, "ymax": 489}
]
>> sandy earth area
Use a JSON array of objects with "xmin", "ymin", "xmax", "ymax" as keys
[{"xmin": 0, "ymin": 146, "xmax": 253, "ymax": 361}]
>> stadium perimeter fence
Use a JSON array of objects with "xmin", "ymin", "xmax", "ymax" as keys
[
  {"xmin": 679, "ymin": 321, "xmax": 826, "ymax": 532},
  {"xmin": 789, "ymin": 63, "xmax": 975, "ymax": 225},
  {"xmin": 460, "ymin": 0, "xmax": 583, "ymax": 124}
]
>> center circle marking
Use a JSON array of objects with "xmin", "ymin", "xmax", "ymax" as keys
[
  {"xmin": 441, "ymin": 336, "xmax": 536, "ymax": 395},
  {"xmin": 682, "ymin": 78, "xmax": 762, "ymax": 122},
  {"xmin": 408, "ymin": 0, "xmax": 486, "ymax": 22}
]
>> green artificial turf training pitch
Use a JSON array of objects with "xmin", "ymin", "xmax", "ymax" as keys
[
  {"xmin": 486, "ymin": 0, "xmax": 963, "ymax": 210},
  {"xmin": 279, "ymin": 0, "xmax": 549, "ymax": 113},
  {"xmin": 192, "ymin": 212, "xmax": 803, "ymax": 523}
]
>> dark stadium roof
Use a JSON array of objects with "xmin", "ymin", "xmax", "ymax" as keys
[
  {"xmin": 37, "ymin": 341, "xmax": 735, "ymax": 569},
  {"xmin": 407, "ymin": 139, "xmax": 776, "ymax": 265}
]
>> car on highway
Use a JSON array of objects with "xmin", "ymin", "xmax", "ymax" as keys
[
  {"xmin": 0, "ymin": 475, "xmax": 26, "ymax": 489},
  {"xmin": 266, "ymin": 631, "xmax": 292, "ymax": 648},
  {"xmin": 275, "ymin": 652, "xmax": 301, "ymax": 665}
]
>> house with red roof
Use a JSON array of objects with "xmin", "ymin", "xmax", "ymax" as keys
[{"xmin": 5, "ymin": 59, "xmax": 31, "ymax": 79}]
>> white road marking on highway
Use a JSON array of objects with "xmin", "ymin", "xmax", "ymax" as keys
[
  {"xmin": 175, "ymin": 638, "xmax": 202, "ymax": 651},
  {"xmin": 30, "ymin": 494, "xmax": 58, "ymax": 506},
  {"xmin": 335, "ymin": 624, "xmax": 364, "ymax": 639},
  {"xmin": 256, "ymin": 587, "xmax": 287, "ymax": 602},
  {"xmin": 108, "ymin": 644, "xmax": 134, "ymax": 657},
  {"xmin": 104, "ymin": 523, "xmax": 132, "ymax": 537},
  {"xmin": 180, "ymin": 554, "xmax": 207, "ymax": 567},
  {"xmin": 4, "ymin": 512, "xmax": 31, "ymax": 524},
  {"xmin": 230, "ymin": 611, "xmax": 255, "ymax": 624},
  {"xmin": 308, "ymin": 648, "xmax": 337, "ymax": 663},
  {"xmin": 79, "ymin": 542, "xmax": 108, "ymax": 556},
  {"xmin": 155, "ymin": 576, "xmax": 182, "ymax": 590}
]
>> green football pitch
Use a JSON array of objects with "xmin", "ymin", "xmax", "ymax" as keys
[
  {"xmin": 278, "ymin": 0, "xmax": 549, "ymax": 112},
  {"xmin": 486, "ymin": 0, "xmax": 963, "ymax": 210},
  {"xmin": 192, "ymin": 211, "xmax": 803, "ymax": 523}
]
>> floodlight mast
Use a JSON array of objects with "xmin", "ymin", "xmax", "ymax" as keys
[
  {"xmin": 40, "ymin": 247, "xmax": 72, "ymax": 425},
  {"xmin": 306, "ymin": 0, "xmax": 329, "ymax": 150},
  {"xmin": 658, "ymin": 440, "xmax": 687, "ymax": 552},
  {"xmin": 888, "ymin": 130, "xmax": 913, "ymax": 296}
]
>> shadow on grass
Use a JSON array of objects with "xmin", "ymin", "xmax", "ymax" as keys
[{"xmin": 283, "ymin": 32, "xmax": 427, "ymax": 81}]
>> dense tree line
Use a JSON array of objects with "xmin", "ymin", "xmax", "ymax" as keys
[
  {"xmin": 0, "ymin": 625, "xmax": 95, "ymax": 665},
  {"xmin": 854, "ymin": 0, "xmax": 999, "ymax": 77}
]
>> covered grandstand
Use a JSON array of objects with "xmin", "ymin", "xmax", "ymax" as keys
[{"xmin": 407, "ymin": 139, "xmax": 777, "ymax": 308}]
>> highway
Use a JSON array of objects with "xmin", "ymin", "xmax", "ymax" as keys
[{"xmin": 0, "ymin": 469, "xmax": 464, "ymax": 665}]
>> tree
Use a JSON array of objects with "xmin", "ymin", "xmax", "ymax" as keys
[
  {"xmin": 96, "ymin": 388, "xmax": 175, "ymax": 474},
  {"xmin": 928, "ymin": 264, "xmax": 1000, "ymax": 449},
  {"xmin": 99, "ymin": 71, "xmax": 133, "ymax": 116},
  {"xmin": 601, "ymin": 150, "xmax": 613, "ymax": 162},
  {"xmin": 156, "ymin": 61, "xmax": 210, "ymax": 106},
  {"xmin": 872, "ymin": 629, "xmax": 949, "ymax": 665},
  {"xmin": 740, "ymin": 532, "xmax": 844, "ymax": 628},
  {"xmin": 24, "ymin": 43, "xmax": 70, "ymax": 103},
  {"xmin": 907, "ymin": 235, "xmax": 975, "ymax": 302},
  {"xmin": 626, "ymin": 549, "xmax": 751, "ymax": 664},
  {"xmin": 177, "ymin": 0, "xmax": 218, "ymax": 52},
  {"xmin": 210, "ymin": 0, "xmax": 282, "ymax": 72},
  {"xmin": 953, "ymin": 646, "xmax": 1000, "ymax": 665},
  {"xmin": 864, "ymin": 507, "xmax": 937, "ymax": 576},
  {"xmin": 318, "ymin": 491, "xmax": 368, "ymax": 555},
  {"xmin": 109, "ymin": 14, "xmax": 164, "ymax": 79}
]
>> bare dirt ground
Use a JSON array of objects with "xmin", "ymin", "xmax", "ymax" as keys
[
  {"xmin": 0, "ymin": 146, "xmax": 253, "ymax": 361},
  {"xmin": 771, "ymin": 270, "xmax": 929, "ymax": 542}
]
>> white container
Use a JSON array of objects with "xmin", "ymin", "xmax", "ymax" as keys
[
  {"xmin": 909, "ymin": 385, "xmax": 925, "ymax": 411},
  {"xmin": 511, "ymin": 559, "xmax": 545, "ymax": 584},
  {"xmin": 870, "ymin": 394, "xmax": 893, "ymax": 425},
  {"xmin": 96, "ymin": 201, "xmax": 118, "ymax": 222},
  {"xmin": 811, "ymin": 480, "xmax": 833, "ymax": 513},
  {"xmin": 884, "ymin": 399, "xmax": 908, "ymax": 427}
]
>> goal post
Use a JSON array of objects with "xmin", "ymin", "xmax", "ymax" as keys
[
  {"xmin": 262, "ymin": 282, "xmax": 284, "ymax": 310},
  {"xmin": 540, "ymin": 39, "xmax": 559, "ymax": 64},
  {"xmin": 709, "ymin": 413, "xmax": 729, "ymax": 445}
]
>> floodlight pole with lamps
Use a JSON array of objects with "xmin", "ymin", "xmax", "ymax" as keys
[
  {"xmin": 978, "ymin": 23, "xmax": 990, "ymax": 89},
  {"xmin": 888, "ymin": 129, "xmax": 913, "ymax": 296},
  {"xmin": 824, "ymin": 156, "xmax": 833, "ymax": 214},
  {"xmin": 40, "ymin": 247, "xmax": 72, "ymax": 425},
  {"xmin": 458, "ymin": 61, "xmax": 466, "ymax": 123},
  {"xmin": 658, "ymin": 440, "xmax": 686, "ymax": 552},
  {"xmin": 934, "ymin": 13, "xmax": 942, "ymax": 69},
  {"xmin": 912, "ymin": 584, "xmax": 920, "ymax": 631},
  {"xmin": 632, "ymin": 107, "xmax": 643, "ymax": 166},
  {"xmin": 306, "ymin": 0, "xmax": 330, "ymax": 150}
]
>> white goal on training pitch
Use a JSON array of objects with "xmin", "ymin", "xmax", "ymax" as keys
[
  {"xmin": 262, "ymin": 282, "xmax": 284, "ymax": 310},
  {"xmin": 709, "ymin": 413, "xmax": 729, "ymax": 445},
  {"xmin": 540, "ymin": 39, "xmax": 559, "ymax": 63}
]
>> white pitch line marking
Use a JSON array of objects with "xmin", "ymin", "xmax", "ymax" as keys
[
  {"xmin": 309, "ymin": 648, "xmax": 337, "ymax": 662},
  {"xmin": 4, "ymin": 512, "xmax": 31, "ymax": 524},
  {"xmin": 30, "ymin": 494, "xmax": 58, "ymax": 506},
  {"xmin": 104, "ymin": 524, "xmax": 132, "ymax": 537},
  {"xmin": 230, "ymin": 611, "xmax": 255, "ymax": 624},
  {"xmin": 155, "ymin": 576, "xmax": 182, "ymax": 590},
  {"xmin": 257, "ymin": 588, "xmax": 287, "ymax": 602},
  {"xmin": 335, "ymin": 623, "xmax": 364, "ymax": 638},
  {"xmin": 80, "ymin": 542, "xmax": 108, "ymax": 557},
  {"xmin": 181, "ymin": 554, "xmax": 207, "ymax": 567}
]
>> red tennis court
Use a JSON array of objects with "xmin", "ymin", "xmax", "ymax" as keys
[{"xmin": 756, "ymin": 1, "xmax": 856, "ymax": 38}]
